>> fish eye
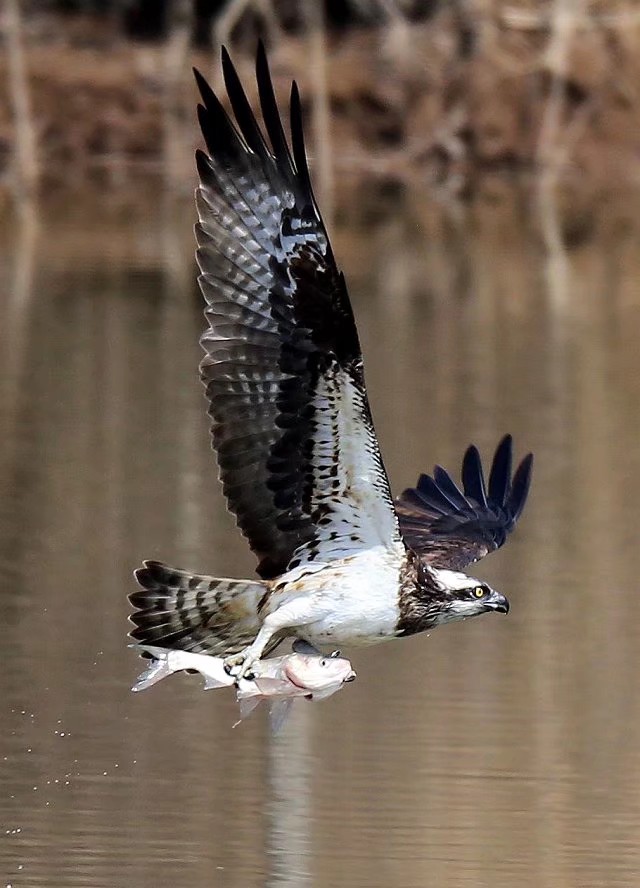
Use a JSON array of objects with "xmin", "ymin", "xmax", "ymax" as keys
[
  {"xmin": 319, "ymin": 659, "xmax": 328, "ymax": 667},
  {"xmin": 473, "ymin": 586, "xmax": 486, "ymax": 598}
]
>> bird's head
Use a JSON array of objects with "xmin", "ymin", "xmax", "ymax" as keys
[
  {"xmin": 397, "ymin": 559, "xmax": 510, "ymax": 636},
  {"xmin": 424, "ymin": 567, "xmax": 510, "ymax": 626}
]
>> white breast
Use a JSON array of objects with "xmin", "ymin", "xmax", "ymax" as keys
[{"xmin": 278, "ymin": 542, "xmax": 405, "ymax": 647}]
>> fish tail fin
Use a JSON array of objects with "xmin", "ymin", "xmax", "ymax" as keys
[
  {"xmin": 130, "ymin": 645, "xmax": 182, "ymax": 691},
  {"xmin": 129, "ymin": 561, "xmax": 267, "ymax": 656},
  {"xmin": 130, "ymin": 645, "xmax": 195, "ymax": 691},
  {"xmin": 131, "ymin": 656, "xmax": 172, "ymax": 692}
]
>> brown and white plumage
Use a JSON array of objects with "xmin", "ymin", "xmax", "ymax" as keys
[
  {"xmin": 195, "ymin": 46, "xmax": 398, "ymax": 582},
  {"xmin": 129, "ymin": 46, "xmax": 533, "ymax": 676}
]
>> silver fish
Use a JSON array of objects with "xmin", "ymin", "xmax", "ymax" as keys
[{"xmin": 130, "ymin": 641, "xmax": 356, "ymax": 731}]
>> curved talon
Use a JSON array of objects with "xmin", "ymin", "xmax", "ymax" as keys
[
  {"xmin": 234, "ymin": 661, "xmax": 256, "ymax": 680},
  {"xmin": 224, "ymin": 649, "xmax": 259, "ymax": 681},
  {"xmin": 223, "ymin": 652, "xmax": 246, "ymax": 677}
]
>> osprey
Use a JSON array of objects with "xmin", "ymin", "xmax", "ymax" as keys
[{"xmin": 129, "ymin": 45, "xmax": 533, "ymax": 678}]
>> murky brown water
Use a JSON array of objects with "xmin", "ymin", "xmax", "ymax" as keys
[{"xmin": 2, "ymin": 179, "xmax": 640, "ymax": 888}]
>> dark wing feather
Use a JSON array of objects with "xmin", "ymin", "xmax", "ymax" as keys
[
  {"xmin": 461, "ymin": 445, "xmax": 488, "ymax": 508},
  {"xmin": 195, "ymin": 45, "xmax": 399, "ymax": 580},
  {"xmin": 396, "ymin": 436, "xmax": 533, "ymax": 569}
]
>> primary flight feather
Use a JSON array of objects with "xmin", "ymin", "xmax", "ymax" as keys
[{"xmin": 129, "ymin": 44, "xmax": 533, "ymax": 678}]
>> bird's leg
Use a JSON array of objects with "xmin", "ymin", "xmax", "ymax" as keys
[{"xmin": 224, "ymin": 597, "xmax": 329, "ymax": 679}]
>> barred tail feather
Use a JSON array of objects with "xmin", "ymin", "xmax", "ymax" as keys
[{"xmin": 129, "ymin": 560, "xmax": 266, "ymax": 656}]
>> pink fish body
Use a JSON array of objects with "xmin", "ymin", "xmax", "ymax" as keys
[
  {"xmin": 282, "ymin": 653, "xmax": 355, "ymax": 698},
  {"xmin": 131, "ymin": 643, "xmax": 355, "ymax": 730}
]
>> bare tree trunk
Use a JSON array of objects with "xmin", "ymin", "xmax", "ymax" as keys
[
  {"xmin": 211, "ymin": 0, "xmax": 281, "ymax": 87},
  {"xmin": 5, "ymin": 0, "xmax": 38, "ymax": 198},
  {"xmin": 535, "ymin": 0, "xmax": 584, "ymax": 310},
  {"xmin": 300, "ymin": 0, "xmax": 333, "ymax": 224},
  {"xmin": 164, "ymin": 0, "xmax": 193, "ymax": 188},
  {"xmin": 536, "ymin": 0, "xmax": 582, "ymax": 170}
]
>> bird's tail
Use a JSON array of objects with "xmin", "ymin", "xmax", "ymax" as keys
[{"xmin": 129, "ymin": 561, "xmax": 267, "ymax": 656}]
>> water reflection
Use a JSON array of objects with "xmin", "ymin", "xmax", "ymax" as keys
[{"xmin": 1, "ymin": 179, "xmax": 640, "ymax": 888}]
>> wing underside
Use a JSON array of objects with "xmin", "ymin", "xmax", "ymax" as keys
[{"xmin": 195, "ymin": 46, "xmax": 399, "ymax": 580}]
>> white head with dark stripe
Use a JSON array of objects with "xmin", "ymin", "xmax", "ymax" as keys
[
  {"xmin": 429, "ymin": 568, "xmax": 510, "ymax": 624},
  {"xmin": 398, "ymin": 559, "xmax": 509, "ymax": 636}
]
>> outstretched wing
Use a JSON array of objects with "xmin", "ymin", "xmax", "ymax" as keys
[
  {"xmin": 195, "ymin": 45, "xmax": 399, "ymax": 580},
  {"xmin": 396, "ymin": 435, "xmax": 533, "ymax": 570}
]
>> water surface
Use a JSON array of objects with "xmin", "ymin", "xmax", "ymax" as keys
[{"xmin": 1, "ymin": 180, "xmax": 640, "ymax": 887}]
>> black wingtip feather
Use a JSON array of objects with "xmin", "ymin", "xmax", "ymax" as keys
[
  {"xmin": 402, "ymin": 483, "xmax": 449, "ymax": 516},
  {"xmin": 221, "ymin": 46, "xmax": 270, "ymax": 160},
  {"xmin": 462, "ymin": 444, "xmax": 488, "ymax": 507},
  {"xmin": 415, "ymin": 474, "xmax": 461, "ymax": 515},
  {"xmin": 290, "ymin": 81, "xmax": 314, "ymax": 201},
  {"xmin": 196, "ymin": 95, "xmax": 242, "ymax": 163},
  {"xmin": 397, "ymin": 437, "xmax": 533, "ymax": 569},
  {"xmin": 255, "ymin": 40, "xmax": 296, "ymax": 182},
  {"xmin": 196, "ymin": 46, "xmax": 320, "ymax": 219},
  {"xmin": 195, "ymin": 147, "xmax": 212, "ymax": 180},
  {"xmin": 432, "ymin": 465, "xmax": 468, "ymax": 511},
  {"xmin": 193, "ymin": 67, "xmax": 216, "ymax": 109},
  {"xmin": 488, "ymin": 434, "xmax": 513, "ymax": 507},
  {"xmin": 508, "ymin": 452, "xmax": 533, "ymax": 522}
]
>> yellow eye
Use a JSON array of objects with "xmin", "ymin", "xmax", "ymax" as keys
[{"xmin": 473, "ymin": 586, "xmax": 485, "ymax": 598}]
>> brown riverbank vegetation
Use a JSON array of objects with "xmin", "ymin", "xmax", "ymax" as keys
[{"xmin": 2, "ymin": 1, "xmax": 640, "ymax": 198}]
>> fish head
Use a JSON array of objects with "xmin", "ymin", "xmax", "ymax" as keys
[{"xmin": 283, "ymin": 653, "xmax": 356, "ymax": 693}]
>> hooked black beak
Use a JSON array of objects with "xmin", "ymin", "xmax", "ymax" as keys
[{"xmin": 490, "ymin": 592, "xmax": 510, "ymax": 614}]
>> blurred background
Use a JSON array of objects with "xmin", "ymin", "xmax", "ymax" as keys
[{"xmin": 2, "ymin": 2, "xmax": 640, "ymax": 887}]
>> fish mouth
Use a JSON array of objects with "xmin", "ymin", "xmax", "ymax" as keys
[{"xmin": 344, "ymin": 670, "xmax": 357, "ymax": 683}]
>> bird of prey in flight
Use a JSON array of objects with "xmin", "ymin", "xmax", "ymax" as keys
[{"xmin": 130, "ymin": 44, "xmax": 533, "ymax": 679}]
